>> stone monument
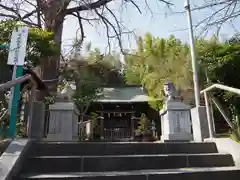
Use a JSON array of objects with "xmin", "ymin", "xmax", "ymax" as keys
[
  {"xmin": 47, "ymin": 82, "xmax": 79, "ymax": 141},
  {"xmin": 160, "ymin": 81, "xmax": 193, "ymax": 141}
]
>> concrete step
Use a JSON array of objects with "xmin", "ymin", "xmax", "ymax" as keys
[
  {"xmin": 21, "ymin": 153, "xmax": 234, "ymax": 173},
  {"xmin": 16, "ymin": 167, "xmax": 240, "ymax": 180},
  {"xmin": 28, "ymin": 142, "xmax": 218, "ymax": 156}
]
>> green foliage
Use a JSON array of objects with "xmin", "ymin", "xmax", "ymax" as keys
[
  {"xmin": 0, "ymin": 20, "xmax": 58, "ymax": 83},
  {"xmin": 147, "ymin": 98, "xmax": 163, "ymax": 111},
  {"xmin": 72, "ymin": 70, "xmax": 103, "ymax": 114},
  {"xmin": 136, "ymin": 113, "xmax": 152, "ymax": 134},
  {"xmin": 44, "ymin": 95, "xmax": 56, "ymax": 105},
  {"xmin": 0, "ymin": 20, "xmax": 58, "ymax": 137},
  {"xmin": 90, "ymin": 112, "xmax": 99, "ymax": 121},
  {"xmin": 16, "ymin": 115, "xmax": 25, "ymax": 137},
  {"xmin": 124, "ymin": 34, "xmax": 192, "ymax": 110},
  {"xmin": 231, "ymin": 121, "xmax": 240, "ymax": 142},
  {"xmin": 195, "ymin": 36, "xmax": 240, "ymax": 141},
  {"xmin": 63, "ymin": 47, "xmax": 124, "ymax": 86},
  {"xmin": 124, "ymin": 32, "xmax": 240, "ymax": 141},
  {"xmin": 63, "ymin": 44, "xmax": 125, "ymax": 115},
  {"xmin": 0, "ymin": 20, "xmax": 58, "ymax": 59},
  {"xmin": 0, "ymin": 97, "xmax": 9, "ymax": 137}
]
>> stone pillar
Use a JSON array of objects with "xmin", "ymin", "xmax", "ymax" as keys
[
  {"xmin": 160, "ymin": 100, "xmax": 193, "ymax": 142},
  {"xmin": 191, "ymin": 106, "xmax": 210, "ymax": 142},
  {"xmin": 27, "ymin": 85, "xmax": 46, "ymax": 140},
  {"xmin": 28, "ymin": 101, "xmax": 45, "ymax": 140},
  {"xmin": 47, "ymin": 102, "xmax": 78, "ymax": 141}
]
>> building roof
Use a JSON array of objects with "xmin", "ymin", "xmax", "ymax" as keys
[{"xmin": 96, "ymin": 86, "xmax": 150, "ymax": 103}]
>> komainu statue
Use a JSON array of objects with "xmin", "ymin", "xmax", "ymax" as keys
[{"xmin": 163, "ymin": 81, "xmax": 182, "ymax": 102}]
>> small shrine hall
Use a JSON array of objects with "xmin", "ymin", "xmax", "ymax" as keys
[{"xmin": 88, "ymin": 85, "xmax": 160, "ymax": 141}]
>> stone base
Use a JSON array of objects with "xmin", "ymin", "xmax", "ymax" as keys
[
  {"xmin": 191, "ymin": 106, "xmax": 210, "ymax": 142},
  {"xmin": 161, "ymin": 133, "xmax": 193, "ymax": 142},
  {"xmin": 47, "ymin": 134, "xmax": 73, "ymax": 141},
  {"xmin": 47, "ymin": 102, "xmax": 79, "ymax": 142}
]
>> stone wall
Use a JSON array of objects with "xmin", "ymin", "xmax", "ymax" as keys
[{"xmin": 205, "ymin": 138, "xmax": 240, "ymax": 167}]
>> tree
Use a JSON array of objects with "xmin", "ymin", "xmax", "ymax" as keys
[
  {"xmin": 0, "ymin": 0, "xmax": 172, "ymax": 93},
  {"xmin": 0, "ymin": 20, "xmax": 58, "ymax": 84},
  {"xmin": 196, "ymin": 35, "xmax": 240, "ymax": 141},
  {"xmin": 72, "ymin": 69, "xmax": 103, "ymax": 119},
  {"xmin": 0, "ymin": 19, "xmax": 58, "ymax": 117},
  {"xmin": 124, "ymin": 32, "xmax": 240, "ymax": 141},
  {"xmin": 63, "ymin": 44, "xmax": 124, "ymax": 119},
  {"xmin": 0, "ymin": 20, "xmax": 58, "ymax": 136},
  {"xmin": 62, "ymin": 43, "xmax": 124, "ymax": 87},
  {"xmin": 124, "ymin": 33, "xmax": 192, "ymax": 110},
  {"xmin": 136, "ymin": 113, "xmax": 152, "ymax": 135},
  {"xmin": 178, "ymin": 0, "xmax": 240, "ymax": 35},
  {"xmin": 0, "ymin": 20, "xmax": 58, "ymax": 103}
]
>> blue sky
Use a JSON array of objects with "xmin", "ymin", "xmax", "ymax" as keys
[{"xmin": 62, "ymin": 0, "xmax": 240, "ymax": 54}]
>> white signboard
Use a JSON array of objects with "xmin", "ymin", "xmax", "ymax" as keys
[{"xmin": 7, "ymin": 26, "xmax": 29, "ymax": 66}]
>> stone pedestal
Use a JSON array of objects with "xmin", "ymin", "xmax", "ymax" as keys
[
  {"xmin": 160, "ymin": 100, "xmax": 193, "ymax": 142},
  {"xmin": 47, "ymin": 102, "xmax": 79, "ymax": 141}
]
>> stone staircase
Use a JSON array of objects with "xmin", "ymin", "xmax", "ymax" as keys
[{"xmin": 15, "ymin": 141, "xmax": 240, "ymax": 180}]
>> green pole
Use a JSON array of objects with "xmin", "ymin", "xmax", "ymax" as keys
[
  {"xmin": 1, "ymin": 26, "xmax": 28, "ymax": 138},
  {"xmin": 0, "ymin": 43, "xmax": 23, "ymax": 138},
  {"xmin": 0, "ymin": 44, "xmax": 9, "ymax": 49},
  {"xmin": 8, "ymin": 65, "xmax": 23, "ymax": 138}
]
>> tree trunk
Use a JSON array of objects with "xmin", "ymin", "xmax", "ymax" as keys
[
  {"xmin": 39, "ymin": 24, "xmax": 63, "ymax": 94},
  {"xmin": 39, "ymin": 1, "xmax": 69, "ymax": 95}
]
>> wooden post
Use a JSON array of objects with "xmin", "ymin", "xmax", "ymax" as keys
[
  {"xmin": 131, "ymin": 116, "xmax": 135, "ymax": 139},
  {"xmin": 100, "ymin": 113, "xmax": 104, "ymax": 140},
  {"xmin": 27, "ymin": 84, "xmax": 36, "ymax": 137}
]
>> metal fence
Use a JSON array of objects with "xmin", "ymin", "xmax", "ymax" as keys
[{"xmin": 104, "ymin": 128, "xmax": 132, "ymax": 140}]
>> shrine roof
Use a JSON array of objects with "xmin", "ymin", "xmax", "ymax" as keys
[{"xmin": 96, "ymin": 86, "xmax": 150, "ymax": 103}]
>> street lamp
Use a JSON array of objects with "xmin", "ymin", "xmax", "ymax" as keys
[{"xmin": 184, "ymin": 0, "xmax": 201, "ymax": 108}]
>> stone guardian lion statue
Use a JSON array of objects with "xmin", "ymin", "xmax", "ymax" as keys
[{"xmin": 163, "ymin": 81, "xmax": 180, "ymax": 102}]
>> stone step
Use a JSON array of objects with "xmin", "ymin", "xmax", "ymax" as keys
[
  {"xmin": 16, "ymin": 167, "xmax": 240, "ymax": 180},
  {"xmin": 28, "ymin": 142, "xmax": 218, "ymax": 156},
  {"xmin": 21, "ymin": 153, "xmax": 234, "ymax": 173}
]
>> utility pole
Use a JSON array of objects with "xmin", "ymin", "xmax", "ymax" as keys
[
  {"xmin": 184, "ymin": 0, "xmax": 201, "ymax": 108},
  {"xmin": 185, "ymin": 0, "xmax": 205, "ymax": 141}
]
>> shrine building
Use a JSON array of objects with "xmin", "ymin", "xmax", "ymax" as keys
[{"xmin": 88, "ymin": 85, "xmax": 160, "ymax": 141}]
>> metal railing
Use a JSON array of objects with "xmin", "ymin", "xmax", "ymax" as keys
[
  {"xmin": 0, "ymin": 75, "xmax": 32, "ymax": 91},
  {"xmin": 0, "ymin": 68, "xmax": 48, "ymax": 138},
  {"xmin": 200, "ymin": 83, "xmax": 240, "ymax": 138}
]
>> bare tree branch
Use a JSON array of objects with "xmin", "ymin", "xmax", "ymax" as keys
[
  {"xmin": 75, "ymin": 12, "xmax": 85, "ymax": 46},
  {"xmin": 65, "ymin": 0, "xmax": 113, "ymax": 14},
  {"xmin": 173, "ymin": 0, "xmax": 240, "ymax": 36},
  {"xmin": 0, "ymin": 0, "xmax": 173, "ymax": 92}
]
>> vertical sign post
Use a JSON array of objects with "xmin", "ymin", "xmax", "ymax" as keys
[{"xmin": 7, "ymin": 26, "xmax": 29, "ymax": 138}]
